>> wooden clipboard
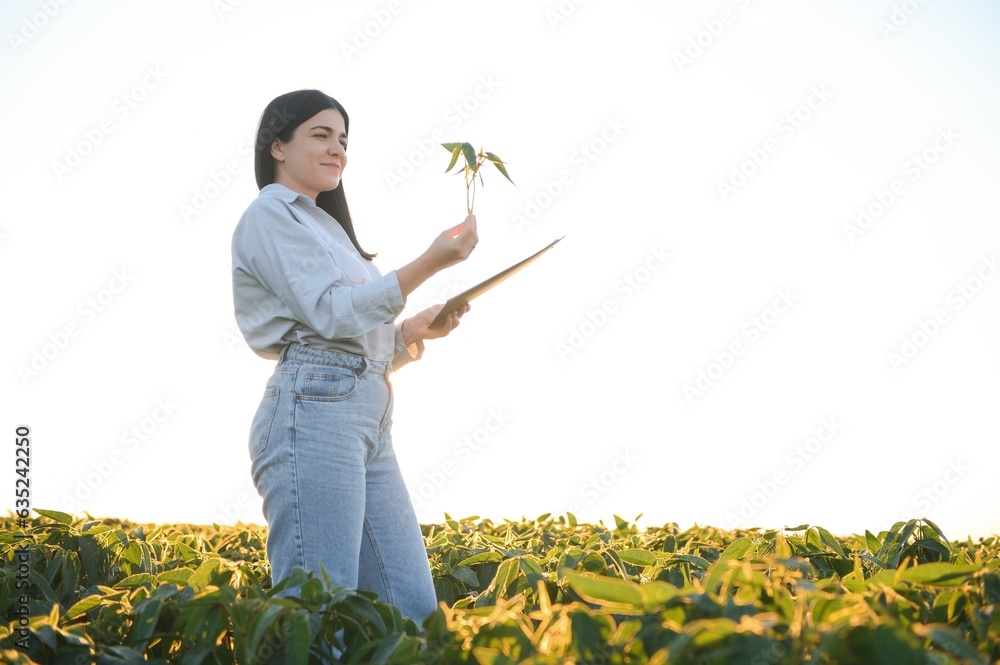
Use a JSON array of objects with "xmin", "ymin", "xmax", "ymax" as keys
[{"xmin": 430, "ymin": 236, "xmax": 565, "ymax": 326}]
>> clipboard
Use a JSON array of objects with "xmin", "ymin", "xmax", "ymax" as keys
[{"xmin": 430, "ymin": 236, "xmax": 565, "ymax": 326}]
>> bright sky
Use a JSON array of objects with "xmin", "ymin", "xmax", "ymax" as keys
[{"xmin": 4, "ymin": 1, "xmax": 999, "ymax": 540}]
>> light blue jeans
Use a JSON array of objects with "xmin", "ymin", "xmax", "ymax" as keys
[{"xmin": 247, "ymin": 343, "xmax": 438, "ymax": 625}]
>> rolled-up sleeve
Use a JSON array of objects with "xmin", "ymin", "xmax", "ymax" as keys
[
  {"xmin": 236, "ymin": 196, "xmax": 405, "ymax": 341},
  {"xmin": 391, "ymin": 323, "xmax": 423, "ymax": 372}
]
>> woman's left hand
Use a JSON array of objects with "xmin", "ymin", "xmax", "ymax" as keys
[{"xmin": 402, "ymin": 303, "xmax": 471, "ymax": 347}]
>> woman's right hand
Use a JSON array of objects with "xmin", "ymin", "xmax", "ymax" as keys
[
  {"xmin": 423, "ymin": 214, "xmax": 478, "ymax": 272},
  {"xmin": 395, "ymin": 214, "xmax": 478, "ymax": 298}
]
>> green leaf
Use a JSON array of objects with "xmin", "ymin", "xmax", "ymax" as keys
[
  {"xmin": 701, "ymin": 559, "xmax": 734, "ymax": 597},
  {"xmin": 444, "ymin": 146, "xmax": 462, "ymax": 173},
  {"xmin": 805, "ymin": 528, "xmax": 823, "ymax": 552},
  {"xmin": 668, "ymin": 554, "xmax": 710, "ymax": 569},
  {"xmin": 461, "ymin": 142, "xmax": 477, "ymax": 173},
  {"xmin": 900, "ymin": 562, "xmax": 981, "ymax": 586},
  {"xmin": 103, "ymin": 645, "xmax": 150, "ymax": 665},
  {"xmin": 283, "ymin": 610, "xmax": 312, "ymax": 664},
  {"xmin": 187, "ymin": 558, "xmax": 223, "ymax": 591},
  {"xmin": 561, "ymin": 568, "xmax": 642, "ymax": 611},
  {"xmin": 359, "ymin": 634, "xmax": 407, "ymax": 664},
  {"xmin": 449, "ymin": 565, "xmax": 479, "ymax": 587},
  {"xmin": 688, "ymin": 617, "xmax": 739, "ymax": 648},
  {"xmin": 618, "ymin": 548, "xmax": 656, "ymax": 566},
  {"xmin": 441, "ymin": 142, "xmax": 463, "ymax": 151},
  {"xmin": 472, "ymin": 647, "xmax": 519, "ymax": 665},
  {"xmin": 247, "ymin": 603, "xmax": 284, "ymax": 660},
  {"xmin": 816, "ymin": 527, "xmax": 848, "ymax": 559},
  {"xmin": 912, "ymin": 623, "xmax": 987, "ymax": 663},
  {"xmin": 456, "ymin": 551, "xmax": 502, "ymax": 567},
  {"xmin": 126, "ymin": 597, "xmax": 163, "ymax": 650},
  {"xmin": 921, "ymin": 518, "xmax": 952, "ymax": 548},
  {"xmin": 28, "ymin": 568, "xmax": 58, "ymax": 603},
  {"xmin": 484, "ymin": 151, "xmax": 514, "ymax": 184},
  {"xmin": 115, "ymin": 573, "xmax": 156, "ymax": 589},
  {"xmin": 121, "ymin": 541, "xmax": 143, "ymax": 565},
  {"xmin": 34, "ymin": 508, "xmax": 74, "ymax": 525},
  {"xmin": 719, "ymin": 537, "xmax": 754, "ymax": 562},
  {"xmin": 871, "ymin": 624, "xmax": 925, "ymax": 665},
  {"xmin": 65, "ymin": 593, "xmax": 106, "ymax": 620},
  {"xmin": 158, "ymin": 568, "xmax": 194, "ymax": 585},
  {"xmin": 492, "ymin": 558, "xmax": 520, "ymax": 597},
  {"xmin": 519, "ymin": 556, "xmax": 546, "ymax": 590},
  {"xmin": 911, "ymin": 538, "xmax": 951, "ymax": 559},
  {"xmin": 861, "ymin": 553, "xmax": 888, "ymax": 570}
]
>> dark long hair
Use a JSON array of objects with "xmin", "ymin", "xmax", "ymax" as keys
[{"xmin": 254, "ymin": 89, "xmax": 375, "ymax": 260}]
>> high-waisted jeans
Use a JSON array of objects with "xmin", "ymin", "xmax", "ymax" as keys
[{"xmin": 247, "ymin": 343, "xmax": 438, "ymax": 625}]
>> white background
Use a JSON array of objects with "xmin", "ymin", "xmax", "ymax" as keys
[{"xmin": 3, "ymin": 0, "xmax": 998, "ymax": 540}]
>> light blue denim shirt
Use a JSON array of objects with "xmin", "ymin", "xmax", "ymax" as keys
[{"xmin": 231, "ymin": 183, "xmax": 418, "ymax": 370}]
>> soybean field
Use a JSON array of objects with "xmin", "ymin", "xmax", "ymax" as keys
[{"xmin": 2, "ymin": 511, "xmax": 998, "ymax": 663}]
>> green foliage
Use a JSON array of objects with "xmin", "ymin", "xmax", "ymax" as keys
[
  {"xmin": 441, "ymin": 142, "xmax": 514, "ymax": 213},
  {"xmin": 2, "ymin": 513, "xmax": 997, "ymax": 663}
]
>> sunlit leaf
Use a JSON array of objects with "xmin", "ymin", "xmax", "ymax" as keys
[
  {"xmin": 34, "ymin": 508, "xmax": 74, "ymax": 525},
  {"xmin": 65, "ymin": 594, "xmax": 105, "ymax": 620},
  {"xmin": 484, "ymin": 151, "xmax": 514, "ymax": 184},
  {"xmin": 618, "ymin": 549, "xmax": 656, "ymax": 567},
  {"xmin": 901, "ymin": 562, "xmax": 981, "ymax": 586},
  {"xmin": 461, "ymin": 142, "xmax": 477, "ymax": 173}
]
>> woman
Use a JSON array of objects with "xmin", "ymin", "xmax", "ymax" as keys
[{"xmin": 231, "ymin": 89, "xmax": 477, "ymax": 625}]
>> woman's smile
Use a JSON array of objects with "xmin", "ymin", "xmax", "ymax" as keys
[{"xmin": 270, "ymin": 107, "xmax": 349, "ymax": 201}]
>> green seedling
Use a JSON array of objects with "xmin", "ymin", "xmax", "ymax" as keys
[{"xmin": 442, "ymin": 141, "xmax": 515, "ymax": 213}]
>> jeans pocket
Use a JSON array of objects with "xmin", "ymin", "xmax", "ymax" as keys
[
  {"xmin": 249, "ymin": 386, "xmax": 280, "ymax": 459},
  {"xmin": 299, "ymin": 368, "xmax": 359, "ymax": 401}
]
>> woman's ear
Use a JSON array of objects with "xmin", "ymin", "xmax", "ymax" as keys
[{"xmin": 270, "ymin": 137, "xmax": 285, "ymax": 162}]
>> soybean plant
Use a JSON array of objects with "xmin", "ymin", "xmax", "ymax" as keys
[{"xmin": 441, "ymin": 142, "xmax": 515, "ymax": 214}]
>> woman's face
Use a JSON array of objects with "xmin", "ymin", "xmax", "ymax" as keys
[{"xmin": 270, "ymin": 108, "xmax": 348, "ymax": 201}]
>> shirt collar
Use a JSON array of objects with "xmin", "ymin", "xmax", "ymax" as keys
[{"xmin": 259, "ymin": 182, "xmax": 315, "ymax": 205}]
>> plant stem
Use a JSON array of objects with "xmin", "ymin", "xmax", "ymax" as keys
[{"xmin": 466, "ymin": 168, "xmax": 472, "ymax": 213}]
